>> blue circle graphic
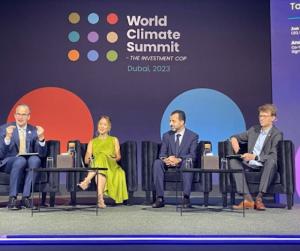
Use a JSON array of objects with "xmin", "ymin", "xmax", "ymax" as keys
[
  {"xmin": 87, "ymin": 50, "xmax": 99, "ymax": 62},
  {"xmin": 160, "ymin": 88, "xmax": 246, "ymax": 154},
  {"xmin": 68, "ymin": 31, "xmax": 80, "ymax": 42},
  {"xmin": 88, "ymin": 13, "xmax": 99, "ymax": 24}
]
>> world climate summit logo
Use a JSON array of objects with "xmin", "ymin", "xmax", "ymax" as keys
[{"xmin": 67, "ymin": 12, "xmax": 119, "ymax": 62}]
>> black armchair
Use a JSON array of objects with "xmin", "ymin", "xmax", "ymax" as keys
[
  {"xmin": 218, "ymin": 140, "xmax": 295, "ymax": 209},
  {"xmin": 141, "ymin": 141, "xmax": 213, "ymax": 206},
  {"xmin": 66, "ymin": 140, "xmax": 138, "ymax": 205},
  {"xmin": 0, "ymin": 140, "xmax": 60, "ymax": 207}
]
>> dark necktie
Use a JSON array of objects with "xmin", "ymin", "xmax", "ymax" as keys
[{"xmin": 175, "ymin": 134, "xmax": 181, "ymax": 156}]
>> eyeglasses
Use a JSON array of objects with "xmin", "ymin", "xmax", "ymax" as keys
[
  {"xmin": 15, "ymin": 113, "xmax": 30, "ymax": 117},
  {"xmin": 259, "ymin": 114, "xmax": 273, "ymax": 118}
]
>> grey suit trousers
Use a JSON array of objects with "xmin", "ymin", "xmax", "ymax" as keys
[{"xmin": 229, "ymin": 158, "xmax": 277, "ymax": 195}]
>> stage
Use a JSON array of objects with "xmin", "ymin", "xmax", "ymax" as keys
[
  {"xmin": 0, "ymin": 195, "xmax": 299, "ymax": 236},
  {"xmin": 1, "ymin": 194, "xmax": 300, "ymax": 250}
]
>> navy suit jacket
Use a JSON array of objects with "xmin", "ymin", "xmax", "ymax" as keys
[
  {"xmin": 0, "ymin": 122, "xmax": 47, "ymax": 167},
  {"xmin": 159, "ymin": 128, "xmax": 199, "ymax": 162}
]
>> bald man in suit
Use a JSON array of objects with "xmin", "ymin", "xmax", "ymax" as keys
[{"xmin": 0, "ymin": 104, "xmax": 47, "ymax": 210}]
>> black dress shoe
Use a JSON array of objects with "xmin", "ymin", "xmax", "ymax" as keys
[
  {"xmin": 182, "ymin": 197, "xmax": 191, "ymax": 208},
  {"xmin": 152, "ymin": 198, "xmax": 165, "ymax": 208},
  {"xmin": 7, "ymin": 197, "xmax": 19, "ymax": 210},
  {"xmin": 21, "ymin": 197, "xmax": 32, "ymax": 209}
]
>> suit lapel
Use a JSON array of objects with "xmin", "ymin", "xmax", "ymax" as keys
[
  {"xmin": 12, "ymin": 125, "xmax": 20, "ymax": 151},
  {"xmin": 249, "ymin": 127, "xmax": 260, "ymax": 152},
  {"xmin": 261, "ymin": 127, "xmax": 273, "ymax": 152},
  {"xmin": 178, "ymin": 130, "xmax": 188, "ymax": 155},
  {"xmin": 169, "ymin": 132, "xmax": 176, "ymax": 155}
]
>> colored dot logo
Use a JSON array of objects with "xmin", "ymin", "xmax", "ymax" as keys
[
  {"xmin": 68, "ymin": 31, "xmax": 80, "ymax": 42},
  {"xmin": 107, "ymin": 13, "xmax": 119, "ymax": 25},
  {"xmin": 107, "ymin": 31, "xmax": 118, "ymax": 43},
  {"xmin": 67, "ymin": 12, "xmax": 119, "ymax": 62},
  {"xmin": 68, "ymin": 49, "xmax": 80, "ymax": 62},
  {"xmin": 87, "ymin": 50, "xmax": 99, "ymax": 62},
  {"xmin": 68, "ymin": 12, "xmax": 80, "ymax": 24},
  {"xmin": 88, "ymin": 13, "xmax": 99, "ymax": 24},
  {"xmin": 87, "ymin": 31, "xmax": 99, "ymax": 43},
  {"xmin": 106, "ymin": 50, "xmax": 118, "ymax": 62}
]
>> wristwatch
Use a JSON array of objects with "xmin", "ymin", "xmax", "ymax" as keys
[{"xmin": 255, "ymin": 155, "xmax": 259, "ymax": 161}]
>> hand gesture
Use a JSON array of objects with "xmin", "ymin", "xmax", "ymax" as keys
[
  {"xmin": 36, "ymin": 126, "xmax": 45, "ymax": 141},
  {"xmin": 5, "ymin": 125, "xmax": 16, "ymax": 139},
  {"xmin": 230, "ymin": 137, "xmax": 240, "ymax": 154},
  {"xmin": 241, "ymin": 153, "xmax": 255, "ymax": 162}
]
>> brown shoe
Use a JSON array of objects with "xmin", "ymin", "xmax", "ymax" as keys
[
  {"xmin": 232, "ymin": 200, "xmax": 254, "ymax": 210},
  {"xmin": 255, "ymin": 198, "xmax": 266, "ymax": 211}
]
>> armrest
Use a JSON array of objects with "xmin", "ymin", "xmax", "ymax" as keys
[
  {"xmin": 197, "ymin": 140, "xmax": 212, "ymax": 168},
  {"xmin": 42, "ymin": 140, "xmax": 60, "ymax": 191},
  {"xmin": 120, "ymin": 141, "xmax": 138, "ymax": 192},
  {"xmin": 67, "ymin": 140, "xmax": 83, "ymax": 167},
  {"xmin": 277, "ymin": 140, "xmax": 295, "ymax": 194},
  {"xmin": 46, "ymin": 140, "xmax": 60, "ymax": 167},
  {"xmin": 80, "ymin": 143, "xmax": 88, "ymax": 167},
  {"xmin": 218, "ymin": 140, "xmax": 234, "ymax": 158},
  {"xmin": 141, "ymin": 141, "xmax": 160, "ymax": 191}
]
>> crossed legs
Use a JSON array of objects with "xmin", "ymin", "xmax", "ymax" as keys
[{"xmin": 78, "ymin": 172, "xmax": 107, "ymax": 208}]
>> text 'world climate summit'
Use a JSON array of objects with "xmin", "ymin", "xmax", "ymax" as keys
[{"xmin": 126, "ymin": 15, "xmax": 181, "ymax": 53}]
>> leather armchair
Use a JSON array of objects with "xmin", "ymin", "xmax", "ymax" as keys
[
  {"xmin": 66, "ymin": 140, "xmax": 138, "ymax": 205},
  {"xmin": 141, "ymin": 141, "xmax": 213, "ymax": 205},
  {"xmin": 0, "ymin": 140, "xmax": 60, "ymax": 207},
  {"xmin": 218, "ymin": 140, "xmax": 295, "ymax": 209}
]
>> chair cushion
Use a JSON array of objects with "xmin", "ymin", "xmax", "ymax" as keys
[
  {"xmin": 0, "ymin": 172, "xmax": 10, "ymax": 185},
  {"xmin": 164, "ymin": 169, "xmax": 200, "ymax": 182}
]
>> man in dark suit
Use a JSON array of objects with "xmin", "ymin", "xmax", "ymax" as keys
[
  {"xmin": 152, "ymin": 110, "xmax": 199, "ymax": 208},
  {"xmin": 0, "ymin": 104, "xmax": 47, "ymax": 210},
  {"xmin": 230, "ymin": 104, "xmax": 283, "ymax": 211}
]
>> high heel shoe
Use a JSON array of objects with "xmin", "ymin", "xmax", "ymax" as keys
[
  {"xmin": 97, "ymin": 194, "xmax": 106, "ymax": 209},
  {"xmin": 77, "ymin": 179, "xmax": 90, "ymax": 190}
]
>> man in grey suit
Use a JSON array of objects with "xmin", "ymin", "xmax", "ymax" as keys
[
  {"xmin": 230, "ymin": 104, "xmax": 283, "ymax": 211},
  {"xmin": 152, "ymin": 110, "xmax": 199, "ymax": 208}
]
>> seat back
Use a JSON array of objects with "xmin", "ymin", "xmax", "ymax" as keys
[
  {"xmin": 277, "ymin": 140, "xmax": 295, "ymax": 194},
  {"xmin": 141, "ymin": 141, "xmax": 161, "ymax": 192},
  {"xmin": 120, "ymin": 141, "xmax": 138, "ymax": 192},
  {"xmin": 65, "ymin": 140, "xmax": 85, "ymax": 192},
  {"xmin": 39, "ymin": 140, "xmax": 61, "ymax": 192}
]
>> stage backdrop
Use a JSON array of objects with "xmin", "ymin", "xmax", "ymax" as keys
[
  {"xmin": 271, "ymin": 0, "xmax": 300, "ymax": 200},
  {"xmin": 0, "ymin": 0, "xmax": 277, "ymax": 191}
]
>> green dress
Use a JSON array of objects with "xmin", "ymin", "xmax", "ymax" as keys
[{"xmin": 91, "ymin": 136, "xmax": 128, "ymax": 203}]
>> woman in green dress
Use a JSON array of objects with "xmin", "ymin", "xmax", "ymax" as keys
[{"xmin": 78, "ymin": 116, "xmax": 128, "ymax": 208}]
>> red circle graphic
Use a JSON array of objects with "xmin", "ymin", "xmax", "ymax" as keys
[{"xmin": 7, "ymin": 87, "xmax": 94, "ymax": 152}]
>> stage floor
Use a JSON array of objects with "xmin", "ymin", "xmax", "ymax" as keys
[{"xmin": 0, "ymin": 196, "xmax": 299, "ymax": 236}]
